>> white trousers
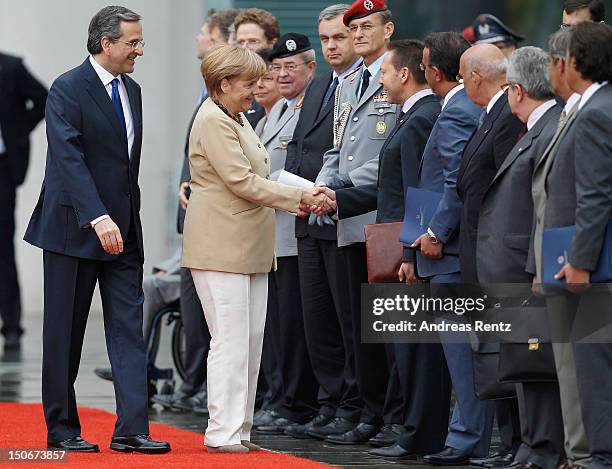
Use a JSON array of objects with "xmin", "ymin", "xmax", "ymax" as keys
[{"xmin": 190, "ymin": 269, "xmax": 268, "ymax": 447}]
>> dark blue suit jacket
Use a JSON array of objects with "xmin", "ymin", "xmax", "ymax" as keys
[
  {"xmin": 24, "ymin": 58, "xmax": 144, "ymax": 261},
  {"xmin": 411, "ymin": 87, "xmax": 481, "ymax": 272},
  {"xmin": 335, "ymin": 94, "xmax": 440, "ymax": 223}
]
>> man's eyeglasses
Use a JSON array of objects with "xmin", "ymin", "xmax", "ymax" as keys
[
  {"xmin": 115, "ymin": 39, "xmax": 146, "ymax": 49},
  {"xmin": 348, "ymin": 23, "xmax": 376, "ymax": 34},
  {"xmin": 500, "ymin": 82, "xmax": 518, "ymax": 92},
  {"xmin": 271, "ymin": 61, "xmax": 312, "ymax": 73},
  {"xmin": 455, "ymin": 73, "xmax": 464, "ymax": 84}
]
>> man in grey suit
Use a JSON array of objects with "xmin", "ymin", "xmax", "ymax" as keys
[
  {"xmin": 255, "ymin": 33, "xmax": 319, "ymax": 433},
  {"xmin": 315, "ymin": 0, "xmax": 399, "ymax": 445},
  {"xmin": 477, "ymin": 46, "xmax": 564, "ymax": 469},
  {"xmin": 541, "ymin": 23, "xmax": 612, "ymax": 469},
  {"xmin": 398, "ymin": 32, "xmax": 495, "ymax": 466}
]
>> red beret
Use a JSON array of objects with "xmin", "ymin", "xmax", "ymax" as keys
[{"xmin": 343, "ymin": 0, "xmax": 388, "ymax": 26}]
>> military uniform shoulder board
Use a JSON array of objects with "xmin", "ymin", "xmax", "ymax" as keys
[{"xmin": 295, "ymin": 95, "xmax": 305, "ymax": 109}]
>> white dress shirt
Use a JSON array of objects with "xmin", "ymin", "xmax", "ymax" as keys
[
  {"xmin": 357, "ymin": 52, "xmax": 387, "ymax": 98},
  {"xmin": 0, "ymin": 125, "xmax": 5, "ymax": 155},
  {"xmin": 486, "ymin": 89, "xmax": 505, "ymax": 114},
  {"xmin": 578, "ymin": 81, "xmax": 609, "ymax": 110},
  {"xmin": 527, "ymin": 100, "xmax": 557, "ymax": 131},
  {"xmin": 441, "ymin": 83, "xmax": 465, "ymax": 111},
  {"xmin": 402, "ymin": 88, "xmax": 435, "ymax": 114},
  {"xmin": 88, "ymin": 55, "xmax": 135, "ymax": 227}
]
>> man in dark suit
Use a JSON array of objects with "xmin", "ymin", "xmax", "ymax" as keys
[
  {"xmin": 318, "ymin": 39, "xmax": 451, "ymax": 458},
  {"xmin": 398, "ymin": 32, "xmax": 496, "ymax": 466},
  {"xmin": 24, "ymin": 6, "xmax": 169, "ymax": 454},
  {"xmin": 0, "ymin": 52, "xmax": 46, "ymax": 351},
  {"xmin": 547, "ymin": 22, "xmax": 612, "ymax": 469},
  {"xmin": 477, "ymin": 46, "xmax": 564, "ymax": 469},
  {"xmin": 455, "ymin": 43, "xmax": 525, "ymax": 468},
  {"xmin": 281, "ymin": 4, "xmax": 363, "ymax": 441}
]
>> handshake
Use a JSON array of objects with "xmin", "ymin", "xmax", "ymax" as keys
[{"xmin": 298, "ymin": 186, "xmax": 337, "ymax": 219}]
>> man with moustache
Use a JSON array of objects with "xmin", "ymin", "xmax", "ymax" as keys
[
  {"xmin": 281, "ymin": 4, "xmax": 363, "ymax": 440},
  {"xmin": 24, "ymin": 6, "xmax": 170, "ymax": 453},
  {"xmin": 314, "ymin": 0, "xmax": 399, "ymax": 445}
]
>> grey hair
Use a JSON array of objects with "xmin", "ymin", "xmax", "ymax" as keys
[
  {"xmin": 87, "ymin": 6, "xmax": 141, "ymax": 54},
  {"xmin": 301, "ymin": 49, "xmax": 317, "ymax": 63},
  {"xmin": 548, "ymin": 28, "xmax": 573, "ymax": 59},
  {"xmin": 319, "ymin": 4, "xmax": 350, "ymax": 23},
  {"xmin": 464, "ymin": 55, "xmax": 507, "ymax": 79},
  {"xmin": 506, "ymin": 46, "xmax": 554, "ymax": 100}
]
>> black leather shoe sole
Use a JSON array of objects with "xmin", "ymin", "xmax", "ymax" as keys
[
  {"xmin": 284, "ymin": 427, "xmax": 314, "ymax": 439},
  {"xmin": 368, "ymin": 437, "xmax": 397, "ymax": 448},
  {"xmin": 110, "ymin": 442, "xmax": 170, "ymax": 454}
]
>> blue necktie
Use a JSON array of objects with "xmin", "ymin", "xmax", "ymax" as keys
[
  {"xmin": 477, "ymin": 109, "xmax": 487, "ymax": 130},
  {"xmin": 111, "ymin": 78, "xmax": 127, "ymax": 136}
]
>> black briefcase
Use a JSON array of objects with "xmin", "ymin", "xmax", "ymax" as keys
[{"xmin": 496, "ymin": 305, "xmax": 557, "ymax": 383}]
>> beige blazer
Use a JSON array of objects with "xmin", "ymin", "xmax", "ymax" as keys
[{"xmin": 182, "ymin": 98, "xmax": 303, "ymax": 274}]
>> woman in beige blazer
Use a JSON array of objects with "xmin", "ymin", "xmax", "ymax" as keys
[{"xmin": 182, "ymin": 45, "xmax": 328, "ymax": 453}]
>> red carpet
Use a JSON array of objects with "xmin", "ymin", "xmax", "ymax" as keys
[{"xmin": 0, "ymin": 403, "xmax": 330, "ymax": 468}]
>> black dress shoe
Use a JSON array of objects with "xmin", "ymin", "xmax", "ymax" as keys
[
  {"xmin": 256, "ymin": 417, "xmax": 300, "ymax": 434},
  {"xmin": 285, "ymin": 414, "xmax": 333, "ymax": 439},
  {"xmin": 3, "ymin": 333, "xmax": 21, "ymax": 352},
  {"xmin": 368, "ymin": 424, "xmax": 407, "ymax": 447},
  {"xmin": 110, "ymin": 434, "xmax": 171, "ymax": 454},
  {"xmin": 93, "ymin": 367, "xmax": 113, "ymax": 381},
  {"xmin": 471, "ymin": 451, "xmax": 513, "ymax": 467},
  {"xmin": 151, "ymin": 390, "xmax": 192, "ymax": 409},
  {"xmin": 423, "ymin": 446, "xmax": 470, "ymax": 466},
  {"xmin": 499, "ymin": 463, "xmax": 542, "ymax": 469},
  {"xmin": 325, "ymin": 422, "xmax": 380, "ymax": 445},
  {"xmin": 47, "ymin": 436, "xmax": 99, "ymax": 452},
  {"xmin": 253, "ymin": 409, "xmax": 278, "ymax": 428},
  {"xmin": 368, "ymin": 443, "xmax": 418, "ymax": 460},
  {"xmin": 305, "ymin": 417, "xmax": 355, "ymax": 440},
  {"xmin": 492, "ymin": 453, "xmax": 518, "ymax": 467}
]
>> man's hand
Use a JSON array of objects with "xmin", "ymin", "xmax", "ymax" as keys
[
  {"xmin": 179, "ymin": 182, "xmax": 190, "ymax": 210},
  {"xmin": 311, "ymin": 186, "xmax": 337, "ymax": 215},
  {"xmin": 94, "ymin": 218, "xmax": 123, "ymax": 255},
  {"xmin": 300, "ymin": 189, "xmax": 335, "ymax": 214},
  {"xmin": 298, "ymin": 203, "xmax": 310, "ymax": 219},
  {"xmin": 555, "ymin": 263, "xmax": 590, "ymax": 293},
  {"xmin": 412, "ymin": 233, "xmax": 443, "ymax": 259},
  {"xmin": 398, "ymin": 262, "xmax": 417, "ymax": 285}
]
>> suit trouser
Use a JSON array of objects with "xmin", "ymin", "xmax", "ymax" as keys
[
  {"xmin": 546, "ymin": 294, "xmax": 591, "ymax": 466},
  {"xmin": 42, "ymin": 228, "xmax": 149, "ymax": 442},
  {"xmin": 191, "ymin": 269, "xmax": 267, "ymax": 447},
  {"xmin": 260, "ymin": 273, "xmax": 284, "ymax": 411},
  {"xmin": 382, "ymin": 344, "xmax": 407, "ymax": 425},
  {"xmin": 496, "ymin": 398, "xmax": 522, "ymax": 455},
  {"xmin": 297, "ymin": 236, "xmax": 362, "ymax": 421},
  {"xmin": 344, "ymin": 242, "xmax": 389, "ymax": 425},
  {"xmin": 0, "ymin": 158, "xmax": 22, "ymax": 338},
  {"xmin": 395, "ymin": 343, "xmax": 452, "ymax": 455},
  {"xmin": 268, "ymin": 256, "xmax": 318, "ymax": 422},
  {"xmin": 178, "ymin": 268, "xmax": 210, "ymax": 396},
  {"xmin": 432, "ymin": 274, "xmax": 495, "ymax": 457},
  {"xmin": 514, "ymin": 382, "xmax": 565, "ymax": 469},
  {"xmin": 572, "ymin": 289, "xmax": 612, "ymax": 468}
]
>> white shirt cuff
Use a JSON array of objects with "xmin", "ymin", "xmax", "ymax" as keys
[{"xmin": 90, "ymin": 215, "xmax": 110, "ymax": 227}]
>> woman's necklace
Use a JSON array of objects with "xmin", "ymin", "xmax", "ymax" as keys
[{"xmin": 214, "ymin": 99, "xmax": 244, "ymax": 126}]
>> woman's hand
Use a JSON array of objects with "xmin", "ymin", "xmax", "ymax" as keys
[{"xmin": 300, "ymin": 189, "xmax": 335, "ymax": 214}]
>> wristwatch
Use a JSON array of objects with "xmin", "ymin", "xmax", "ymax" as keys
[{"xmin": 427, "ymin": 227, "xmax": 440, "ymax": 245}]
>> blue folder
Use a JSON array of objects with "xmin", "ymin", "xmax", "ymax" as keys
[
  {"xmin": 399, "ymin": 187, "xmax": 459, "ymax": 278},
  {"xmin": 542, "ymin": 221, "xmax": 612, "ymax": 285}
]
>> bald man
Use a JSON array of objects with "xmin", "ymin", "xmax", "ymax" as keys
[{"xmin": 456, "ymin": 44, "xmax": 525, "ymax": 468}]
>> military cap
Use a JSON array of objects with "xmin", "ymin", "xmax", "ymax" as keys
[
  {"xmin": 472, "ymin": 13, "xmax": 524, "ymax": 45},
  {"xmin": 343, "ymin": 0, "xmax": 388, "ymax": 26},
  {"xmin": 269, "ymin": 33, "xmax": 312, "ymax": 60}
]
